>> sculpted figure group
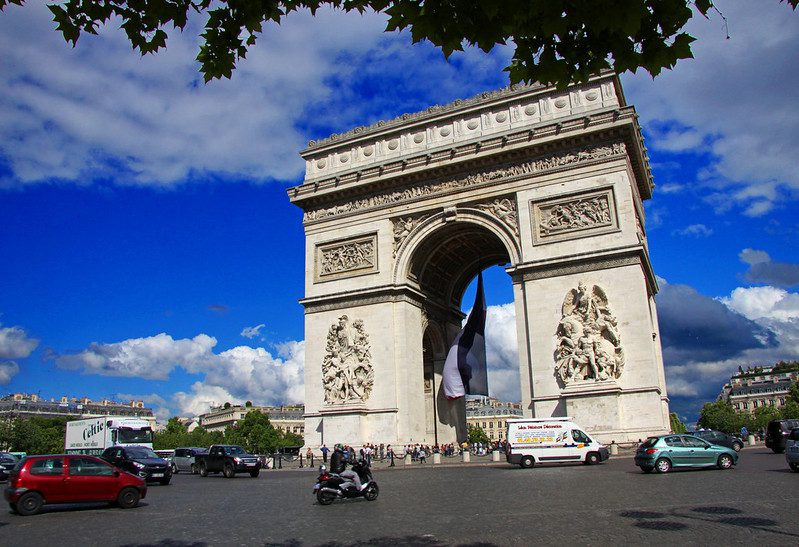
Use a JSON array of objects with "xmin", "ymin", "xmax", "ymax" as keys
[
  {"xmin": 555, "ymin": 282, "xmax": 625, "ymax": 385},
  {"xmin": 323, "ymin": 315, "xmax": 374, "ymax": 404}
]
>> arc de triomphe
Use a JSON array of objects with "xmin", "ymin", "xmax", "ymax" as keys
[{"xmin": 289, "ymin": 72, "xmax": 671, "ymax": 446}]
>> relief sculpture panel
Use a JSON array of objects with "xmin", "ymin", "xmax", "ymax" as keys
[
  {"xmin": 532, "ymin": 188, "xmax": 617, "ymax": 244},
  {"xmin": 315, "ymin": 234, "xmax": 377, "ymax": 282},
  {"xmin": 323, "ymin": 315, "xmax": 374, "ymax": 404},
  {"xmin": 554, "ymin": 282, "xmax": 625, "ymax": 385}
]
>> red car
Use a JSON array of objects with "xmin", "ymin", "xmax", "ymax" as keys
[{"xmin": 4, "ymin": 454, "xmax": 147, "ymax": 516}]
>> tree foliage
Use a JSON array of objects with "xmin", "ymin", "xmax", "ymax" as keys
[
  {"xmin": 223, "ymin": 410, "xmax": 302, "ymax": 454},
  {"xmin": 669, "ymin": 412, "xmax": 687, "ymax": 433},
  {"xmin": 0, "ymin": 417, "xmax": 70, "ymax": 455},
  {"xmin": 467, "ymin": 423, "xmax": 490, "ymax": 445},
  {"xmin": 1, "ymin": 1, "xmax": 796, "ymax": 87},
  {"xmin": 152, "ymin": 417, "xmax": 224, "ymax": 450}
]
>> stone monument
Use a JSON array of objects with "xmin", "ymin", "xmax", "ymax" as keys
[{"xmin": 289, "ymin": 72, "xmax": 671, "ymax": 446}]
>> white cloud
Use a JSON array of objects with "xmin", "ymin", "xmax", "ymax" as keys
[
  {"xmin": 623, "ymin": 0, "xmax": 799, "ymax": 215},
  {"xmin": 0, "ymin": 361, "xmax": 20, "ymax": 385},
  {"xmin": 672, "ymin": 223, "xmax": 713, "ymax": 237},
  {"xmin": 240, "ymin": 324, "xmax": 266, "ymax": 340},
  {"xmin": 484, "ymin": 303, "xmax": 521, "ymax": 402},
  {"xmin": 0, "ymin": 325, "xmax": 40, "ymax": 359},
  {"xmin": 720, "ymin": 286, "xmax": 799, "ymax": 322},
  {"xmin": 53, "ymin": 331, "xmax": 305, "ymax": 417}
]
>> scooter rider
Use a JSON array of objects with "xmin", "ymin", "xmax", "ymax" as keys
[{"xmin": 330, "ymin": 443, "xmax": 362, "ymax": 491}]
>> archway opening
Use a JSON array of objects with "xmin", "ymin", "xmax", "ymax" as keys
[{"xmin": 409, "ymin": 221, "xmax": 520, "ymax": 444}]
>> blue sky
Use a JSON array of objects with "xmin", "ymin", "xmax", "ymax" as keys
[{"xmin": 1, "ymin": 1, "xmax": 797, "ymax": 424}]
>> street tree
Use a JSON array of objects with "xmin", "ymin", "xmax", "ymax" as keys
[
  {"xmin": 669, "ymin": 412, "xmax": 687, "ymax": 433},
  {"xmin": 697, "ymin": 400, "xmax": 743, "ymax": 434},
  {"xmin": 1, "ymin": 1, "xmax": 796, "ymax": 87},
  {"xmin": 467, "ymin": 423, "xmax": 490, "ymax": 445}
]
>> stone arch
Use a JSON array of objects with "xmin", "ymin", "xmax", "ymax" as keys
[{"xmin": 393, "ymin": 208, "xmax": 520, "ymax": 307}]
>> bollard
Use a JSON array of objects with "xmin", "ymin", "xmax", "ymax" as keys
[
  {"xmin": 491, "ymin": 450, "xmax": 500, "ymax": 462},
  {"xmin": 610, "ymin": 441, "xmax": 619, "ymax": 456},
  {"xmin": 462, "ymin": 451, "xmax": 471, "ymax": 463},
  {"xmin": 405, "ymin": 453, "xmax": 413, "ymax": 465},
  {"xmin": 748, "ymin": 434, "xmax": 756, "ymax": 446},
  {"xmin": 432, "ymin": 452, "xmax": 441, "ymax": 464}
]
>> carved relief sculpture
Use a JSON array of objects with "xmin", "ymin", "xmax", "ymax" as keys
[
  {"xmin": 554, "ymin": 282, "xmax": 624, "ymax": 385},
  {"xmin": 316, "ymin": 235, "xmax": 377, "ymax": 281},
  {"xmin": 476, "ymin": 197, "xmax": 519, "ymax": 236},
  {"xmin": 392, "ymin": 216, "xmax": 423, "ymax": 257},
  {"xmin": 323, "ymin": 315, "xmax": 375, "ymax": 404},
  {"xmin": 539, "ymin": 194, "xmax": 612, "ymax": 236}
]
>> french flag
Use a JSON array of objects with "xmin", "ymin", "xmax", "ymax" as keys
[{"xmin": 443, "ymin": 271, "xmax": 488, "ymax": 399}]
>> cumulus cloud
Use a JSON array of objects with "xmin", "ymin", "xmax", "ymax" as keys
[
  {"xmin": 241, "ymin": 324, "xmax": 266, "ymax": 340},
  {"xmin": 484, "ymin": 304, "xmax": 521, "ymax": 402},
  {"xmin": 0, "ymin": 361, "xmax": 20, "ymax": 385},
  {"xmin": 0, "ymin": 325, "xmax": 40, "ymax": 359},
  {"xmin": 623, "ymin": 1, "xmax": 799, "ymax": 215},
  {"xmin": 739, "ymin": 248, "xmax": 799, "ymax": 287},
  {"xmin": 52, "ymin": 331, "xmax": 305, "ymax": 417}
]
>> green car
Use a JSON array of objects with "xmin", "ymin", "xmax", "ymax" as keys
[{"xmin": 634, "ymin": 434, "xmax": 738, "ymax": 474}]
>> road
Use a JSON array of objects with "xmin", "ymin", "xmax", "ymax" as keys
[{"xmin": 1, "ymin": 447, "xmax": 797, "ymax": 546}]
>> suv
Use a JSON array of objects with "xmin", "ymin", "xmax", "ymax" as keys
[
  {"xmin": 4, "ymin": 454, "xmax": 146, "ymax": 516},
  {"xmin": 690, "ymin": 430, "xmax": 744, "ymax": 452},
  {"xmin": 766, "ymin": 419, "xmax": 799, "ymax": 453},
  {"xmin": 101, "ymin": 445, "xmax": 172, "ymax": 484},
  {"xmin": 786, "ymin": 428, "xmax": 799, "ymax": 472},
  {"xmin": 171, "ymin": 447, "xmax": 207, "ymax": 474}
]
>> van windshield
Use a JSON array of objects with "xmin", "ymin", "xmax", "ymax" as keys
[{"xmin": 118, "ymin": 427, "xmax": 154, "ymax": 444}]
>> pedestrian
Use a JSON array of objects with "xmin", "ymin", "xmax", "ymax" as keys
[
  {"xmin": 388, "ymin": 444, "xmax": 395, "ymax": 466},
  {"xmin": 419, "ymin": 446, "xmax": 427, "ymax": 464},
  {"xmin": 306, "ymin": 447, "xmax": 314, "ymax": 467},
  {"xmin": 321, "ymin": 444, "xmax": 329, "ymax": 463}
]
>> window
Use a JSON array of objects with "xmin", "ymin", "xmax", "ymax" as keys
[
  {"xmin": 753, "ymin": 401, "xmax": 758, "ymax": 408},
  {"xmin": 682, "ymin": 436, "xmax": 708, "ymax": 448},
  {"xmin": 664, "ymin": 436, "xmax": 683, "ymax": 447},
  {"xmin": 743, "ymin": 402, "xmax": 749, "ymax": 409},
  {"xmin": 572, "ymin": 430, "xmax": 591, "ymax": 444},
  {"xmin": 29, "ymin": 458, "xmax": 64, "ymax": 476},
  {"xmin": 69, "ymin": 457, "xmax": 114, "ymax": 476}
]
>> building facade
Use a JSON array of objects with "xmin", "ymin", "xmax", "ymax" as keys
[
  {"xmin": 465, "ymin": 397, "xmax": 523, "ymax": 441},
  {"xmin": 198, "ymin": 404, "xmax": 305, "ymax": 436},
  {"xmin": 719, "ymin": 363, "xmax": 799, "ymax": 413},
  {"xmin": 0, "ymin": 393, "xmax": 155, "ymax": 425}
]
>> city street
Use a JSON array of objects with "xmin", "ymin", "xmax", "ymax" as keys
[{"xmin": 1, "ymin": 447, "xmax": 797, "ymax": 546}]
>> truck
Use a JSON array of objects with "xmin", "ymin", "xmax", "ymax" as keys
[
  {"xmin": 505, "ymin": 417, "xmax": 609, "ymax": 468},
  {"xmin": 195, "ymin": 444, "xmax": 262, "ymax": 478},
  {"xmin": 65, "ymin": 416, "xmax": 154, "ymax": 455}
]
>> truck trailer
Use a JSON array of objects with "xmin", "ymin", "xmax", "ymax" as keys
[{"xmin": 65, "ymin": 416, "xmax": 154, "ymax": 455}]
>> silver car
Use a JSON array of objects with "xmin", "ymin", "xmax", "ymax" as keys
[
  {"xmin": 170, "ymin": 447, "xmax": 207, "ymax": 474},
  {"xmin": 786, "ymin": 428, "xmax": 799, "ymax": 472}
]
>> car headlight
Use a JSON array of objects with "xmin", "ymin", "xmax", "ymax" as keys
[
  {"xmin": 132, "ymin": 461, "xmax": 145, "ymax": 469},
  {"xmin": 234, "ymin": 457, "xmax": 242, "ymax": 464}
]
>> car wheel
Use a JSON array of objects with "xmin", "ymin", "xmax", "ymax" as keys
[
  {"xmin": 732, "ymin": 442, "xmax": 742, "ymax": 452},
  {"xmin": 585, "ymin": 452, "xmax": 600, "ymax": 465},
  {"xmin": 249, "ymin": 470, "xmax": 259, "ymax": 478},
  {"xmin": 117, "ymin": 487, "xmax": 141, "ymax": 509},
  {"xmin": 16, "ymin": 491, "xmax": 43, "ymax": 516},
  {"xmin": 717, "ymin": 454, "xmax": 734, "ymax": 470},
  {"xmin": 223, "ymin": 463, "xmax": 235, "ymax": 478},
  {"xmin": 789, "ymin": 462, "xmax": 799, "ymax": 472},
  {"xmin": 171, "ymin": 463, "xmax": 178, "ymax": 474},
  {"xmin": 520, "ymin": 456, "xmax": 535, "ymax": 469},
  {"xmin": 772, "ymin": 448, "xmax": 785, "ymax": 454},
  {"xmin": 641, "ymin": 466, "xmax": 654, "ymax": 474},
  {"xmin": 199, "ymin": 462, "xmax": 208, "ymax": 477},
  {"xmin": 191, "ymin": 463, "xmax": 198, "ymax": 474},
  {"xmin": 316, "ymin": 488, "xmax": 335, "ymax": 505},
  {"xmin": 655, "ymin": 458, "xmax": 672, "ymax": 474},
  {"xmin": 364, "ymin": 483, "xmax": 379, "ymax": 501}
]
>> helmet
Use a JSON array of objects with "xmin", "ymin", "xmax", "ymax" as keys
[{"xmin": 334, "ymin": 443, "xmax": 343, "ymax": 450}]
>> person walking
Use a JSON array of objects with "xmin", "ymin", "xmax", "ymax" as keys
[
  {"xmin": 419, "ymin": 446, "xmax": 427, "ymax": 464},
  {"xmin": 306, "ymin": 447, "xmax": 314, "ymax": 467},
  {"xmin": 320, "ymin": 444, "xmax": 329, "ymax": 463},
  {"xmin": 388, "ymin": 444, "xmax": 395, "ymax": 467}
]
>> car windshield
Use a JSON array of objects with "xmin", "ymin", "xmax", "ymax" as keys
[
  {"xmin": 786, "ymin": 420, "xmax": 799, "ymax": 430},
  {"xmin": 127, "ymin": 447, "xmax": 159, "ymax": 459},
  {"xmin": 118, "ymin": 428, "xmax": 154, "ymax": 444},
  {"xmin": 224, "ymin": 446, "xmax": 246, "ymax": 456}
]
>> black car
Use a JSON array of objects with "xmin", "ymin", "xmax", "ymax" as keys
[
  {"xmin": 101, "ymin": 445, "xmax": 172, "ymax": 484},
  {"xmin": 765, "ymin": 419, "xmax": 799, "ymax": 453},
  {"xmin": 690, "ymin": 430, "xmax": 744, "ymax": 452},
  {"xmin": 0, "ymin": 452, "xmax": 19, "ymax": 481}
]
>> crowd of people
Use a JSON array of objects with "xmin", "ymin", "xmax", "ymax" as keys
[{"xmin": 306, "ymin": 439, "xmax": 510, "ymax": 467}]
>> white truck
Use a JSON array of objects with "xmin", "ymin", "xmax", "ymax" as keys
[
  {"xmin": 65, "ymin": 416, "xmax": 154, "ymax": 455},
  {"xmin": 505, "ymin": 417, "xmax": 609, "ymax": 468}
]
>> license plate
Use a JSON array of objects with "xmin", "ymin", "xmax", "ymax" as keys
[{"xmin": 152, "ymin": 473, "xmax": 164, "ymax": 478}]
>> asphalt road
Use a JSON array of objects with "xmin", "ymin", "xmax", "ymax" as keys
[{"xmin": 1, "ymin": 447, "xmax": 797, "ymax": 546}]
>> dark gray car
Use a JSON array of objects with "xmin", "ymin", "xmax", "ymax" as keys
[{"xmin": 690, "ymin": 430, "xmax": 744, "ymax": 452}]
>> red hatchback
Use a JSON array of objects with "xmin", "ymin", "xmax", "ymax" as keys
[{"xmin": 4, "ymin": 454, "xmax": 147, "ymax": 516}]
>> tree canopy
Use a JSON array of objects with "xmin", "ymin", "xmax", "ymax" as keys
[{"xmin": 1, "ymin": 1, "xmax": 796, "ymax": 86}]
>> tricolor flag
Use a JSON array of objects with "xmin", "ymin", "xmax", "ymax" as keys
[{"xmin": 443, "ymin": 271, "xmax": 488, "ymax": 399}]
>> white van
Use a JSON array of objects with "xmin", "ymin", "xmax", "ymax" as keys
[{"xmin": 505, "ymin": 417, "xmax": 609, "ymax": 468}]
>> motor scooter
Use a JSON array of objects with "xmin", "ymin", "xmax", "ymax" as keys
[{"xmin": 313, "ymin": 459, "xmax": 379, "ymax": 505}]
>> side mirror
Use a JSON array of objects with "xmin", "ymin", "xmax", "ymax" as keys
[{"xmin": 113, "ymin": 469, "xmax": 120, "ymax": 477}]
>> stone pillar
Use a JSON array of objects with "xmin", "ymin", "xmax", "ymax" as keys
[
  {"xmin": 404, "ymin": 452, "xmax": 412, "ymax": 465},
  {"xmin": 747, "ymin": 434, "xmax": 756, "ymax": 446},
  {"xmin": 462, "ymin": 451, "xmax": 471, "ymax": 463},
  {"xmin": 491, "ymin": 450, "xmax": 500, "ymax": 462},
  {"xmin": 432, "ymin": 452, "xmax": 441, "ymax": 464}
]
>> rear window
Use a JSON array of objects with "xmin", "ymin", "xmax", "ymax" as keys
[
  {"xmin": 29, "ymin": 457, "xmax": 64, "ymax": 475},
  {"xmin": 788, "ymin": 429, "xmax": 799, "ymax": 441},
  {"xmin": 786, "ymin": 420, "xmax": 799, "ymax": 430},
  {"xmin": 640, "ymin": 437, "xmax": 659, "ymax": 448}
]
